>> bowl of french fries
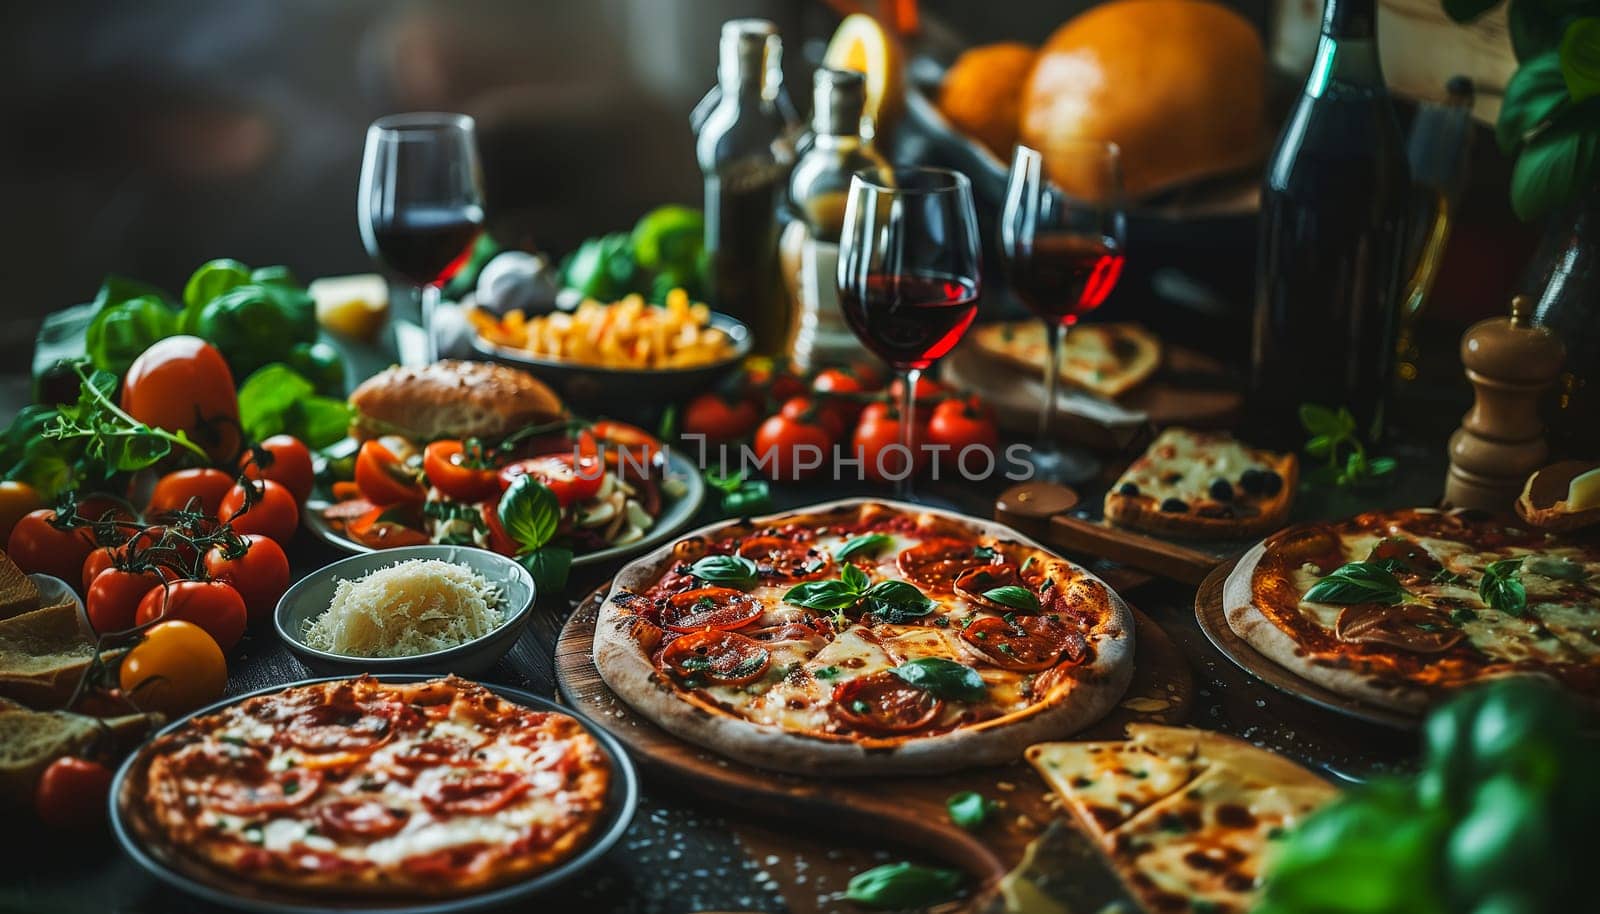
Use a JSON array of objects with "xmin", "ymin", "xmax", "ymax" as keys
[{"xmin": 468, "ymin": 288, "xmax": 751, "ymax": 411}]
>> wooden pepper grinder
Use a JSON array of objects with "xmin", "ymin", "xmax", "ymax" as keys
[{"xmin": 1445, "ymin": 295, "xmax": 1566, "ymax": 513}]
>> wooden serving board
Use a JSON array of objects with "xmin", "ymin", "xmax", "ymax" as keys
[
  {"xmin": 555, "ymin": 583, "xmax": 1194, "ymax": 886},
  {"xmin": 996, "ymin": 482, "xmax": 1251, "ymax": 585}
]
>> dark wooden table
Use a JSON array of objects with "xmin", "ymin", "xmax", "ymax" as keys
[{"xmin": 0, "ymin": 362, "xmax": 1463, "ymax": 914}]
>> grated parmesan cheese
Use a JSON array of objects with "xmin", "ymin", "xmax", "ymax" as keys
[{"xmin": 302, "ymin": 559, "xmax": 504, "ymax": 658}]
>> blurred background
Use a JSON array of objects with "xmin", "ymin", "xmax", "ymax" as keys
[{"xmin": 0, "ymin": 0, "xmax": 1538, "ymax": 363}]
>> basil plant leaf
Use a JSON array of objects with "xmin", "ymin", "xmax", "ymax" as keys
[
  {"xmin": 891, "ymin": 657, "xmax": 986, "ymax": 701},
  {"xmin": 497, "ymin": 475, "xmax": 560, "ymax": 555},
  {"xmin": 1480, "ymin": 558, "xmax": 1528, "ymax": 616},
  {"xmin": 835, "ymin": 532, "xmax": 893, "ymax": 562},
  {"xmin": 688, "ymin": 554, "xmax": 758, "ymax": 589},
  {"xmin": 1303, "ymin": 561, "xmax": 1412, "ymax": 605},
  {"xmin": 982, "ymin": 585, "xmax": 1039, "ymax": 612},
  {"xmin": 784, "ymin": 580, "xmax": 863, "ymax": 611}
]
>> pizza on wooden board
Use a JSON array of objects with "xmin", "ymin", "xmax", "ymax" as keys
[
  {"xmin": 1028, "ymin": 725, "xmax": 1337, "ymax": 914},
  {"xmin": 1105, "ymin": 428, "xmax": 1297, "ymax": 540},
  {"xmin": 971, "ymin": 321, "xmax": 1163, "ymax": 399},
  {"xmin": 1227, "ymin": 508, "xmax": 1600, "ymax": 713},
  {"xmin": 593, "ymin": 499, "xmax": 1136, "ymax": 775},
  {"xmin": 124, "ymin": 676, "xmax": 611, "ymax": 898}
]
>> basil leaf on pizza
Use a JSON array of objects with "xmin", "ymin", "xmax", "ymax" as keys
[
  {"xmin": 1303, "ymin": 561, "xmax": 1416, "ymax": 605},
  {"xmin": 1479, "ymin": 558, "xmax": 1527, "ymax": 616},
  {"xmin": 784, "ymin": 579, "xmax": 863, "ymax": 611},
  {"xmin": 982, "ymin": 585, "xmax": 1040, "ymax": 612},
  {"xmin": 841, "ymin": 562, "xmax": 870, "ymax": 592},
  {"xmin": 688, "ymin": 554, "xmax": 759, "ymax": 589},
  {"xmin": 862, "ymin": 580, "xmax": 933, "ymax": 620},
  {"xmin": 891, "ymin": 657, "xmax": 987, "ymax": 701},
  {"xmin": 835, "ymin": 533, "xmax": 894, "ymax": 561}
]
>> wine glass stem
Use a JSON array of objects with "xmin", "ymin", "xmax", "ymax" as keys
[
  {"xmin": 421, "ymin": 282, "xmax": 442, "ymax": 364},
  {"xmin": 897, "ymin": 367, "xmax": 922, "ymax": 500},
  {"xmin": 1037, "ymin": 321, "xmax": 1065, "ymax": 457}
]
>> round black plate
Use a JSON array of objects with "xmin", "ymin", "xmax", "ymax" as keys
[{"xmin": 110, "ymin": 674, "xmax": 638, "ymax": 914}]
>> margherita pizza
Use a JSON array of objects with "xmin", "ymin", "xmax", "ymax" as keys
[
  {"xmin": 1228, "ymin": 508, "xmax": 1600, "ymax": 713},
  {"xmin": 593, "ymin": 499, "xmax": 1135, "ymax": 774},
  {"xmin": 124, "ymin": 676, "xmax": 611, "ymax": 898}
]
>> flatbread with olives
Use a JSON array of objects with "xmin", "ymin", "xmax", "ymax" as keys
[{"xmin": 1104, "ymin": 428, "xmax": 1296, "ymax": 540}]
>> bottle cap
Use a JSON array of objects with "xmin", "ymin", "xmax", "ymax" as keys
[{"xmin": 720, "ymin": 19, "xmax": 780, "ymax": 89}]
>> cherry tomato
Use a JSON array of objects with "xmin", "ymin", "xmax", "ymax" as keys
[
  {"xmin": 589, "ymin": 421, "xmax": 662, "ymax": 468},
  {"xmin": 147, "ymin": 467, "xmax": 235, "ymax": 517},
  {"xmin": 660, "ymin": 587, "xmax": 765, "ymax": 632},
  {"xmin": 831, "ymin": 672, "xmax": 943, "ymax": 732},
  {"xmin": 81, "ymin": 545, "xmax": 123, "ymax": 594},
  {"xmin": 73, "ymin": 494, "xmax": 138, "ymax": 527},
  {"xmin": 659, "ymin": 629, "xmax": 772, "ymax": 685},
  {"xmin": 926, "ymin": 396, "xmax": 999, "ymax": 470},
  {"xmin": 852, "ymin": 402, "xmax": 925, "ymax": 485},
  {"xmin": 241, "ymin": 435, "xmax": 315, "ymax": 504},
  {"xmin": 135, "ymin": 580, "xmax": 247, "ymax": 651},
  {"xmin": 811, "ymin": 367, "xmax": 868, "ymax": 426},
  {"xmin": 498, "ymin": 455, "xmax": 603, "ymax": 507},
  {"xmin": 87, "ymin": 566, "xmax": 166, "ymax": 634},
  {"xmin": 7, "ymin": 509, "xmax": 94, "ymax": 583},
  {"xmin": 204, "ymin": 533, "xmax": 290, "ymax": 623},
  {"xmin": 423, "ymin": 440, "xmax": 500, "ymax": 502},
  {"xmin": 354, "ymin": 439, "xmax": 426, "ymax": 506},
  {"xmin": 753, "ymin": 405, "xmax": 834, "ymax": 482},
  {"xmin": 0, "ymin": 481, "xmax": 43, "ymax": 547},
  {"xmin": 35, "ymin": 757, "xmax": 113, "ymax": 830},
  {"xmin": 780, "ymin": 396, "xmax": 846, "ymax": 442},
  {"xmin": 220, "ymin": 478, "xmax": 300, "ymax": 545},
  {"xmin": 119, "ymin": 620, "xmax": 227, "ymax": 717},
  {"xmin": 346, "ymin": 505, "xmax": 430, "ymax": 550},
  {"xmin": 121, "ymin": 335, "xmax": 240, "ymax": 463},
  {"xmin": 743, "ymin": 358, "xmax": 807, "ymax": 403},
  {"xmin": 479, "ymin": 503, "xmax": 518, "ymax": 555},
  {"xmin": 960, "ymin": 615, "xmax": 1085, "ymax": 672},
  {"xmin": 737, "ymin": 536, "xmax": 833, "ymax": 582},
  {"xmin": 683, "ymin": 392, "xmax": 760, "ymax": 442}
]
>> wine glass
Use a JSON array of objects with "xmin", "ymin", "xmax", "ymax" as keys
[
  {"xmin": 999, "ymin": 142, "xmax": 1126, "ymax": 483},
  {"xmin": 358, "ymin": 112, "xmax": 485, "ymax": 365},
  {"xmin": 838, "ymin": 166, "xmax": 982, "ymax": 500}
]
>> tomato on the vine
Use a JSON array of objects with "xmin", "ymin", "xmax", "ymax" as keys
[
  {"xmin": 811, "ymin": 367, "xmax": 868, "ymax": 426},
  {"xmin": 753, "ymin": 401, "xmax": 835, "ymax": 482},
  {"xmin": 354, "ymin": 439, "xmax": 426, "ymax": 506},
  {"xmin": 81, "ymin": 545, "xmax": 123, "ymax": 594},
  {"xmin": 7, "ymin": 509, "xmax": 94, "ymax": 583},
  {"xmin": 135, "ymin": 580, "xmax": 247, "ymax": 651},
  {"xmin": 683, "ymin": 392, "xmax": 760, "ymax": 442},
  {"xmin": 423, "ymin": 439, "xmax": 501, "ymax": 502},
  {"xmin": 147, "ymin": 468, "xmax": 235, "ymax": 517},
  {"xmin": 779, "ymin": 396, "xmax": 846, "ymax": 442},
  {"xmin": 35, "ymin": 757, "xmax": 113, "ymax": 830},
  {"xmin": 119, "ymin": 620, "xmax": 227, "ymax": 717},
  {"xmin": 220, "ymin": 478, "xmax": 299, "ymax": 545},
  {"xmin": 852, "ymin": 402, "xmax": 925, "ymax": 484},
  {"xmin": 926, "ymin": 395, "xmax": 999, "ymax": 469},
  {"xmin": 121, "ymin": 336, "xmax": 240, "ymax": 464},
  {"xmin": 87, "ymin": 566, "xmax": 166, "ymax": 634},
  {"xmin": 241, "ymin": 435, "xmax": 315, "ymax": 504},
  {"xmin": 204, "ymin": 533, "xmax": 291, "ymax": 623},
  {"xmin": 498, "ymin": 455, "xmax": 602, "ymax": 507}
]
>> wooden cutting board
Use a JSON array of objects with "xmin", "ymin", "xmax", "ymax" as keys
[{"xmin": 554, "ymin": 583, "xmax": 1194, "ymax": 885}]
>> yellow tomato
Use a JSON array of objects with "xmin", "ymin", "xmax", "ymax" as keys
[
  {"xmin": 0, "ymin": 481, "xmax": 43, "ymax": 546},
  {"xmin": 119, "ymin": 620, "xmax": 226, "ymax": 718}
]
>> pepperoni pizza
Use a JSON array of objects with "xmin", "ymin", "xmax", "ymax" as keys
[
  {"xmin": 593, "ymin": 500, "xmax": 1136, "ymax": 774},
  {"xmin": 124, "ymin": 676, "xmax": 611, "ymax": 898}
]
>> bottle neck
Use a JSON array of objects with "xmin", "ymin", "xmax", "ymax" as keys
[
  {"xmin": 1306, "ymin": 0, "xmax": 1385, "ymax": 94},
  {"xmin": 719, "ymin": 34, "xmax": 779, "ymax": 104}
]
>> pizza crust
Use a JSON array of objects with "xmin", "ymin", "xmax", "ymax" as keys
[{"xmin": 593, "ymin": 498, "xmax": 1136, "ymax": 775}]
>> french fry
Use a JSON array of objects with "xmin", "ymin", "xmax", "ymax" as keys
[{"xmin": 466, "ymin": 290, "xmax": 734, "ymax": 369}]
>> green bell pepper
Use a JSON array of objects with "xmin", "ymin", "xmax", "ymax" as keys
[{"xmin": 193, "ymin": 282, "xmax": 317, "ymax": 378}]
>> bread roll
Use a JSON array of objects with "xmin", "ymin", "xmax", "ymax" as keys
[
  {"xmin": 349, "ymin": 360, "xmax": 565, "ymax": 443},
  {"xmin": 937, "ymin": 42, "xmax": 1037, "ymax": 160},
  {"xmin": 1019, "ymin": 0, "xmax": 1265, "ymax": 199}
]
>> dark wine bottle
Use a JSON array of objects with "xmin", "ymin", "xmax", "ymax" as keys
[{"xmin": 1250, "ymin": 0, "xmax": 1411, "ymax": 443}]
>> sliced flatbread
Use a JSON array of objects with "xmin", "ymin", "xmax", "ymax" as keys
[
  {"xmin": 1027, "ymin": 739, "xmax": 1204, "ymax": 834},
  {"xmin": 972, "ymin": 321, "xmax": 1162, "ymax": 399}
]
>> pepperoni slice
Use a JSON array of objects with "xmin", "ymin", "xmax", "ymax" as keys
[
  {"xmin": 393, "ymin": 736, "xmax": 478, "ymax": 768},
  {"xmin": 209, "ymin": 769, "xmax": 324, "ymax": 815},
  {"xmin": 898, "ymin": 537, "xmax": 996, "ymax": 591},
  {"xmin": 174, "ymin": 741, "xmax": 269, "ymax": 780},
  {"xmin": 403, "ymin": 845, "xmax": 488, "ymax": 880},
  {"xmin": 285, "ymin": 704, "xmax": 397, "ymax": 755},
  {"xmin": 661, "ymin": 587, "xmax": 765, "ymax": 632},
  {"xmin": 830, "ymin": 672, "xmax": 943, "ymax": 733},
  {"xmin": 315, "ymin": 797, "xmax": 410, "ymax": 840},
  {"xmin": 737, "ymin": 536, "xmax": 832, "ymax": 582},
  {"xmin": 424, "ymin": 770, "xmax": 529, "ymax": 815},
  {"xmin": 659, "ymin": 628, "xmax": 772, "ymax": 686},
  {"xmin": 953, "ymin": 565, "xmax": 1027, "ymax": 612},
  {"xmin": 961, "ymin": 615, "xmax": 1086, "ymax": 672}
]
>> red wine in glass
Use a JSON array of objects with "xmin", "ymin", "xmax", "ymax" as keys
[
  {"xmin": 839, "ymin": 271, "xmax": 979, "ymax": 370},
  {"xmin": 1006, "ymin": 233, "xmax": 1125, "ymax": 325},
  {"xmin": 367, "ymin": 206, "xmax": 484, "ymax": 287}
]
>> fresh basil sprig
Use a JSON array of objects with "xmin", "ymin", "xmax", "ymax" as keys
[
  {"xmin": 846, "ymin": 862, "xmax": 962, "ymax": 910},
  {"xmin": 946, "ymin": 790, "xmax": 996, "ymax": 830},
  {"xmin": 497, "ymin": 475, "xmax": 570, "ymax": 593},
  {"xmin": 835, "ymin": 532, "xmax": 893, "ymax": 562},
  {"xmin": 783, "ymin": 565, "xmax": 931, "ymax": 623},
  {"xmin": 982, "ymin": 585, "xmax": 1039, "ymax": 612},
  {"xmin": 1479, "ymin": 558, "xmax": 1528, "ymax": 616},
  {"xmin": 1303, "ymin": 561, "xmax": 1419, "ymax": 605},
  {"xmin": 688, "ymin": 554, "xmax": 759, "ymax": 589},
  {"xmin": 891, "ymin": 657, "xmax": 986, "ymax": 701}
]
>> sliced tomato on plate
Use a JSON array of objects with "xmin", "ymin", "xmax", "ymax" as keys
[
  {"xmin": 478, "ymin": 502, "xmax": 520, "ymax": 556},
  {"xmin": 590, "ymin": 420, "xmax": 661, "ymax": 471},
  {"xmin": 354, "ymin": 439, "xmax": 426, "ymax": 506},
  {"xmin": 347, "ymin": 504, "xmax": 429, "ymax": 549},
  {"xmin": 423, "ymin": 440, "xmax": 500, "ymax": 502},
  {"xmin": 658, "ymin": 628, "xmax": 772, "ymax": 686},
  {"xmin": 661, "ymin": 586, "xmax": 764, "ymax": 632},
  {"xmin": 830, "ymin": 672, "xmax": 943, "ymax": 733},
  {"xmin": 960, "ymin": 615, "xmax": 1086, "ymax": 672},
  {"xmin": 498, "ymin": 453, "xmax": 603, "ymax": 507}
]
